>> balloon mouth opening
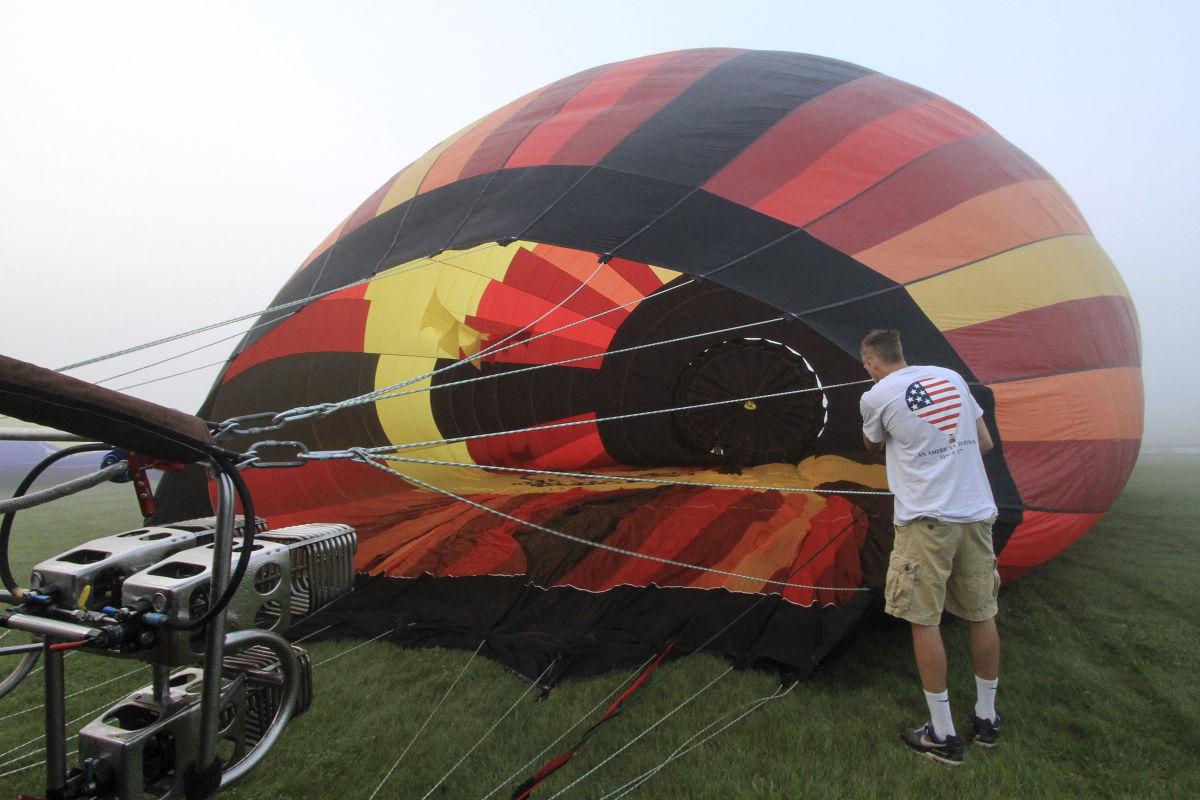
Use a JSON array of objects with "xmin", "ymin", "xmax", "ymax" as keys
[{"xmin": 673, "ymin": 337, "xmax": 829, "ymax": 467}]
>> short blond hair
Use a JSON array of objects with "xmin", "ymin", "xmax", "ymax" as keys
[{"xmin": 860, "ymin": 329, "xmax": 903, "ymax": 363}]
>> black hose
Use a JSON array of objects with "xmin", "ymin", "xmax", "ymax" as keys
[
  {"xmin": 1, "ymin": 441, "xmax": 256, "ymax": 636},
  {"xmin": 167, "ymin": 453, "xmax": 256, "ymax": 631},
  {"xmin": 0, "ymin": 443, "xmax": 112, "ymax": 596}
]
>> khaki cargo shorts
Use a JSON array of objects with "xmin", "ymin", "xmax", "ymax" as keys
[{"xmin": 884, "ymin": 517, "xmax": 1000, "ymax": 626}]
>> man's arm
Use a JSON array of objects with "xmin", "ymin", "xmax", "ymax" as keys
[
  {"xmin": 860, "ymin": 393, "xmax": 886, "ymax": 455},
  {"xmin": 976, "ymin": 417, "xmax": 994, "ymax": 455}
]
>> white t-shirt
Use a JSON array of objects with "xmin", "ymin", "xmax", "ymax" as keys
[{"xmin": 860, "ymin": 365, "xmax": 997, "ymax": 525}]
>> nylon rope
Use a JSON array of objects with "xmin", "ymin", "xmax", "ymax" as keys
[
  {"xmin": 604, "ymin": 187, "xmax": 701, "ymax": 263},
  {"xmin": 542, "ymin": 665, "xmax": 735, "ymax": 800},
  {"xmin": 214, "ymin": 209, "xmax": 836, "ymax": 430},
  {"xmin": 210, "ymin": 253, "xmax": 696, "ymax": 437},
  {"xmin": 330, "ymin": 272, "xmax": 693, "ymax": 413},
  {"xmin": 347, "ymin": 454, "xmax": 868, "ymax": 594},
  {"xmin": 600, "ymin": 686, "xmax": 792, "ymax": 800},
  {"xmin": 0, "ymin": 752, "xmax": 64, "ymax": 780},
  {"xmin": 289, "ymin": 623, "xmax": 332, "ymax": 644},
  {"xmin": 416, "ymin": 658, "xmax": 559, "ymax": 800},
  {"xmin": 0, "ymin": 693, "xmax": 133, "ymax": 770},
  {"xmin": 497, "ymin": 506, "xmax": 868, "ymax": 797},
  {"xmin": 112, "ymin": 361, "xmax": 228, "ymax": 392},
  {"xmin": 367, "ymin": 639, "xmax": 487, "ymax": 800},
  {"xmin": 369, "ymin": 453, "xmax": 892, "ymax": 497},
  {"xmin": 54, "ymin": 244, "xmax": 504, "ymax": 373},
  {"xmin": 0, "ymin": 664, "xmax": 145, "ymax": 725},
  {"xmin": 92, "ymin": 316, "xmax": 285, "ymax": 387},
  {"xmin": 21, "ymin": 649, "xmax": 76, "ymax": 681},
  {"xmin": 46, "ymin": 247, "xmax": 497, "ymax": 404},
  {"xmin": 598, "ymin": 681, "xmax": 799, "ymax": 800},
  {"xmin": 353, "ymin": 259, "xmax": 609, "ymax": 410},
  {"xmin": 353, "ymin": 313, "xmax": 787, "ymax": 410},
  {"xmin": 302, "ymin": 378, "xmax": 871, "ymax": 461},
  {"xmin": 203, "ymin": 227, "xmax": 895, "ymax": 437},
  {"xmin": 311, "ymin": 627, "xmax": 395, "ymax": 668},
  {"xmin": 359, "ymin": 180, "xmax": 706, "ymax": 462},
  {"xmin": 475, "ymin": 655, "xmax": 658, "ymax": 800}
]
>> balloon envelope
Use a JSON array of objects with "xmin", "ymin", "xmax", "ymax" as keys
[{"xmin": 159, "ymin": 49, "xmax": 1141, "ymax": 679}]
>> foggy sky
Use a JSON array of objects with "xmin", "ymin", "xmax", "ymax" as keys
[{"xmin": 0, "ymin": 0, "xmax": 1193, "ymax": 444}]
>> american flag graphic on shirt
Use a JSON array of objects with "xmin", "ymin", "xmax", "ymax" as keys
[{"xmin": 905, "ymin": 377, "xmax": 962, "ymax": 438}]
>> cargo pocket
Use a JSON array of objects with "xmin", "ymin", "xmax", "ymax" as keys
[
  {"xmin": 885, "ymin": 552, "xmax": 918, "ymax": 614},
  {"xmin": 949, "ymin": 565, "xmax": 1000, "ymax": 619}
]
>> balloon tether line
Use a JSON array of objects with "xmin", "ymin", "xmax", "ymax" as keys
[
  {"xmin": 295, "ymin": 377, "xmax": 872, "ymax": 464},
  {"xmin": 535, "ymin": 506, "xmax": 871, "ymax": 799}
]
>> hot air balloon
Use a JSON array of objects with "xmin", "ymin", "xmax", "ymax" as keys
[{"xmin": 156, "ymin": 48, "xmax": 1142, "ymax": 681}]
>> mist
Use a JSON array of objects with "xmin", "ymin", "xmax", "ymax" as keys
[{"xmin": 0, "ymin": 0, "xmax": 1193, "ymax": 445}]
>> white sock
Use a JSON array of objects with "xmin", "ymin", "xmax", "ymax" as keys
[
  {"xmin": 923, "ymin": 689, "xmax": 956, "ymax": 740},
  {"xmin": 975, "ymin": 675, "xmax": 999, "ymax": 722}
]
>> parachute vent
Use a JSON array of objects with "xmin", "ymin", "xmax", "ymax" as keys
[{"xmin": 672, "ymin": 337, "xmax": 827, "ymax": 468}]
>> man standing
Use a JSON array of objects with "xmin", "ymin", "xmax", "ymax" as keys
[{"xmin": 858, "ymin": 329, "xmax": 1002, "ymax": 766}]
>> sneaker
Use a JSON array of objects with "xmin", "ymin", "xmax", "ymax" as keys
[
  {"xmin": 969, "ymin": 711, "xmax": 1001, "ymax": 747},
  {"xmin": 902, "ymin": 723, "xmax": 964, "ymax": 765}
]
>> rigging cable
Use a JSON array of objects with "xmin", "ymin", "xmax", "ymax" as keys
[
  {"xmin": 500, "ymin": 505, "xmax": 871, "ymax": 798},
  {"xmin": 345, "ymin": 454, "xmax": 869, "ymax": 594},
  {"xmin": 367, "ymin": 454, "xmax": 891, "ymax": 497},
  {"xmin": 475, "ymin": 654, "xmax": 659, "ymax": 800},
  {"xmin": 416, "ymin": 659, "xmax": 559, "ymax": 800},
  {"xmin": 302, "ymin": 378, "xmax": 871, "ymax": 462},
  {"xmin": 311, "ymin": 628, "xmax": 396, "ymax": 669},
  {"xmin": 54, "ymin": 244, "xmax": 505, "ymax": 373},
  {"xmin": 92, "ymin": 316, "xmax": 287, "ymax": 387},
  {"xmin": 232, "ymin": 273, "xmax": 698, "ymax": 433},
  {"xmin": 367, "ymin": 639, "xmax": 487, "ymax": 800},
  {"xmin": 0, "ymin": 664, "xmax": 145, "ymax": 725},
  {"xmin": 350, "ymin": 313, "xmax": 788, "ymax": 409},
  {"xmin": 596, "ymin": 681, "xmax": 799, "ymax": 800},
  {"xmin": 541, "ymin": 665, "xmax": 733, "ymax": 800},
  {"xmin": 0, "ymin": 689, "xmax": 144, "ymax": 773}
]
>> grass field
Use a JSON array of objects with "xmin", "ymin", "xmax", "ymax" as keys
[{"xmin": 1, "ymin": 453, "xmax": 1197, "ymax": 799}]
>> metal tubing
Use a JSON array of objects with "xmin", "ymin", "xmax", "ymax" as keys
[
  {"xmin": 0, "ymin": 428, "xmax": 93, "ymax": 442},
  {"xmin": 219, "ymin": 629, "xmax": 302, "ymax": 788},
  {"xmin": 0, "ymin": 651, "xmax": 39, "ymax": 700},
  {"xmin": 5, "ymin": 613, "xmax": 96, "ymax": 641},
  {"xmin": 152, "ymin": 663, "xmax": 171, "ymax": 704},
  {"xmin": 196, "ymin": 470, "xmax": 235, "ymax": 769},
  {"xmin": 44, "ymin": 647, "xmax": 67, "ymax": 793}
]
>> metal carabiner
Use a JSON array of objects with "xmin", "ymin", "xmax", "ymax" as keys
[
  {"xmin": 213, "ymin": 412, "xmax": 284, "ymax": 440},
  {"xmin": 241, "ymin": 440, "xmax": 311, "ymax": 468}
]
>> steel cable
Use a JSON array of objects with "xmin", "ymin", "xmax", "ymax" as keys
[
  {"xmin": 367, "ymin": 639, "xmax": 487, "ymax": 800},
  {"xmin": 302, "ymin": 378, "xmax": 871, "ymax": 462},
  {"xmin": 368, "ymin": 453, "xmax": 892, "ymax": 497},
  {"xmin": 55, "ymin": 244, "xmax": 504, "ymax": 373},
  {"xmin": 417, "ymin": 659, "xmax": 559, "ymax": 800},
  {"xmin": 348, "ymin": 455, "xmax": 869, "ymax": 594}
]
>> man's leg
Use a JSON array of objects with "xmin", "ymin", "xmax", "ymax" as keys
[
  {"xmin": 968, "ymin": 615, "xmax": 1000, "ymax": 680},
  {"xmin": 969, "ymin": 616, "xmax": 1000, "ymax": 726},
  {"xmin": 912, "ymin": 623, "xmax": 948, "ymax": 691},
  {"xmin": 912, "ymin": 623, "xmax": 955, "ymax": 739}
]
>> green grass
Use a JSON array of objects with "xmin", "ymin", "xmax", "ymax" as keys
[{"xmin": 2, "ymin": 455, "xmax": 1198, "ymax": 798}]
